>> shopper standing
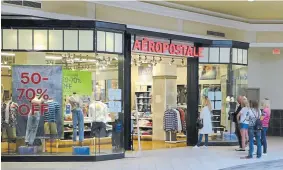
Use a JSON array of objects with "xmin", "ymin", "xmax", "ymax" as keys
[
  {"xmin": 261, "ymin": 98, "xmax": 271, "ymax": 155},
  {"xmin": 237, "ymin": 97, "xmax": 250, "ymax": 151},
  {"xmin": 244, "ymin": 100, "xmax": 262, "ymax": 159},
  {"xmin": 233, "ymin": 96, "xmax": 243, "ymax": 151},
  {"xmin": 193, "ymin": 96, "xmax": 213, "ymax": 149}
]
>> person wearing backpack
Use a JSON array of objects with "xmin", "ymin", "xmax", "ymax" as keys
[{"xmin": 243, "ymin": 100, "xmax": 262, "ymax": 159}]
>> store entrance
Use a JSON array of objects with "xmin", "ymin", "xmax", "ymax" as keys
[{"xmin": 130, "ymin": 53, "xmax": 188, "ymax": 150}]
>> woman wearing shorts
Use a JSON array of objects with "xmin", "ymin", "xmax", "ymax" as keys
[{"xmin": 237, "ymin": 97, "xmax": 250, "ymax": 151}]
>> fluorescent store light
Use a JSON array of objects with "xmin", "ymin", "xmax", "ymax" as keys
[
  {"xmin": 1, "ymin": 65, "xmax": 11, "ymax": 69},
  {"xmin": 45, "ymin": 55, "xmax": 62, "ymax": 60},
  {"xmin": 1, "ymin": 52, "xmax": 15, "ymax": 57}
]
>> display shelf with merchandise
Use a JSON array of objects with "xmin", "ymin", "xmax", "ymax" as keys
[{"xmin": 132, "ymin": 89, "xmax": 153, "ymax": 141}]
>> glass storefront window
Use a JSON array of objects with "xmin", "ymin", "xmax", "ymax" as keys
[
  {"xmin": 232, "ymin": 65, "xmax": 248, "ymax": 97},
  {"xmin": 1, "ymin": 52, "xmax": 124, "ymax": 157},
  {"xmin": 199, "ymin": 64, "xmax": 231, "ymax": 141}
]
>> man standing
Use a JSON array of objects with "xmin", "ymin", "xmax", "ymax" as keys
[{"xmin": 233, "ymin": 96, "xmax": 243, "ymax": 151}]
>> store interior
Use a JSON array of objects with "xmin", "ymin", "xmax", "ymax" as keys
[
  {"xmin": 1, "ymin": 50, "xmax": 248, "ymax": 154},
  {"xmin": 1, "ymin": 52, "xmax": 123, "ymax": 155},
  {"xmin": 130, "ymin": 52, "xmax": 247, "ymax": 149}
]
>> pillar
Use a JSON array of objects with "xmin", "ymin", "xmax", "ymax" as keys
[
  {"xmin": 186, "ymin": 57, "xmax": 199, "ymax": 146},
  {"xmin": 152, "ymin": 63, "xmax": 177, "ymax": 140}
]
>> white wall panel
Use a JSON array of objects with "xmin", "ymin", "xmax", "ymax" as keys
[
  {"xmin": 64, "ymin": 30, "xmax": 78, "ymax": 50},
  {"xmin": 79, "ymin": 30, "xmax": 93, "ymax": 51},
  {"xmin": 34, "ymin": 30, "xmax": 47, "ymax": 50},
  {"xmin": 18, "ymin": 29, "xmax": 32, "ymax": 50},
  {"xmin": 248, "ymin": 49, "xmax": 283, "ymax": 109},
  {"xmin": 49, "ymin": 30, "xmax": 63, "ymax": 50},
  {"xmin": 2, "ymin": 29, "xmax": 17, "ymax": 49}
]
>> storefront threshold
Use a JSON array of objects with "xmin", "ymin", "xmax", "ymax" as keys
[
  {"xmin": 1, "ymin": 153, "xmax": 125, "ymax": 162},
  {"xmin": 200, "ymin": 141, "xmax": 238, "ymax": 146}
]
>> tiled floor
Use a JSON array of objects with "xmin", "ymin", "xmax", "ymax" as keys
[{"xmin": 2, "ymin": 137, "xmax": 283, "ymax": 170}]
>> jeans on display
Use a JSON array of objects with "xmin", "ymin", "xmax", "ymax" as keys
[
  {"xmin": 248, "ymin": 127, "xmax": 262, "ymax": 158},
  {"xmin": 72, "ymin": 108, "xmax": 84, "ymax": 142},
  {"xmin": 25, "ymin": 111, "xmax": 40, "ymax": 145},
  {"xmin": 197, "ymin": 134, "xmax": 208, "ymax": 146},
  {"xmin": 91, "ymin": 122, "xmax": 106, "ymax": 138},
  {"xmin": 261, "ymin": 127, "xmax": 268, "ymax": 154}
]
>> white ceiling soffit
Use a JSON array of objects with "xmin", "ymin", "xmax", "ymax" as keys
[
  {"xmin": 93, "ymin": 1, "xmax": 283, "ymax": 32},
  {"xmin": 1, "ymin": 4, "xmax": 89, "ymax": 20},
  {"xmin": 150, "ymin": 1, "xmax": 283, "ymax": 24},
  {"xmin": 250, "ymin": 43, "xmax": 283, "ymax": 48}
]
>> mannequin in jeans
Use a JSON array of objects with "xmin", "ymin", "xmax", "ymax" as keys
[
  {"xmin": 69, "ymin": 92, "xmax": 84, "ymax": 146},
  {"xmin": 25, "ymin": 94, "xmax": 43, "ymax": 146}
]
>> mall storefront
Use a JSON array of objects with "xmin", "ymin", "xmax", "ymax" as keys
[{"xmin": 1, "ymin": 19, "xmax": 249, "ymax": 162}]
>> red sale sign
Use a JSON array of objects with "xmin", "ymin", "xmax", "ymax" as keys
[
  {"xmin": 17, "ymin": 72, "xmax": 49, "ymax": 115},
  {"xmin": 12, "ymin": 65, "xmax": 63, "ymax": 137}
]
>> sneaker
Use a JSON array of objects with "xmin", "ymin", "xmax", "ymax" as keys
[
  {"xmin": 262, "ymin": 153, "xmax": 267, "ymax": 156},
  {"xmin": 193, "ymin": 145, "xmax": 200, "ymax": 149},
  {"xmin": 201, "ymin": 146, "xmax": 208, "ymax": 149},
  {"xmin": 235, "ymin": 148, "xmax": 245, "ymax": 151}
]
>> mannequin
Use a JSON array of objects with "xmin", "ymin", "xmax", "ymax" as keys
[
  {"xmin": 69, "ymin": 92, "xmax": 84, "ymax": 146},
  {"xmin": 1, "ymin": 97, "xmax": 18, "ymax": 140},
  {"xmin": 44, "ymin": 97, "xmax": 60, "ymax": 136},
  {"xmin": 89, "ymin": 100, "xmax": 108, "ymax": 137},
  {"xmin": 25, "ymin": 93, "xmax": 43, "ymax": 146}
]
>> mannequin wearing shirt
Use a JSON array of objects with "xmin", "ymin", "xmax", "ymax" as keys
[
  {"xmin": 89, "ymin": 100, "xmax": 108, "ymax": 137},
  {"xmin": 44, "ymin": 98, "xmax": 60, "ymax": 136},
  {"xmin": 1, "ymin": 99, "xmax": 18, "ymax": 140}
]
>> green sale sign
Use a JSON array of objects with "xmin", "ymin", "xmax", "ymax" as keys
[{"xmin": 62, "ymin": 70, "xmax": 92, "ymax": 96}]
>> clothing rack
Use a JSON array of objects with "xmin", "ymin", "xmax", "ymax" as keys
[{"xmin": 164, "ymin": 105, "xmax": 186, "ymax": 144}]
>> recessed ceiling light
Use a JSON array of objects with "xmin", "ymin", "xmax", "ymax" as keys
[
  {"xmin": 248, "ymin": 0, "xmax": 255, "ymax": 2},
  {"xmin": 45, "ymin": 55, "xmax": 62, "ymax": 60}
]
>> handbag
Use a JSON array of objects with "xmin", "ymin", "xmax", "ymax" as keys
[{"xmin": 196, "ymin": 118, "xmax": 203, "ymax": 129}]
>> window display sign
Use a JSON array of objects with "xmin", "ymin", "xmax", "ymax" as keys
[
  {"xmin": 12, "ymin": 65, "xmax": 63, "ymax": 138},
  {"xmin": 63, "ymin": 70, "xmax": 92, "ymax": 117},
  {"xmin": 63, "ymin": 70, "xmax": 92, "ymax": 96},
  {"xmin": 199, "ymin": 65, "xmax": 218, "ymax": 80}
]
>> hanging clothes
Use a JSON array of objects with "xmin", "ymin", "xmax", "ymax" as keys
[
  {"xmin": 163, "ymin": 109, "xmax": 178, "ymax": 132},
  {"xmin": 173, "ymin": 109, "xmax": 182, "ymax": 132},
  {"xmin": 177, "ymin": 108, "xmax": 186, "ymax": 132}
]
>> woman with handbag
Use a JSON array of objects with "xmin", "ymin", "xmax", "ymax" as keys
[
  {"xmin": 193, "ymin": 96, "xmax": 213, "ymax": 149},
  {"xmin": 242, "ymin": 100, "xmax": 262, "ymax": 159},
  {"xmin": 261, "ymin": 98, "xmax": 271, "ymax": 156}
]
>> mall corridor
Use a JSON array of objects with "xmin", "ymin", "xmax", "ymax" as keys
[{"xmin": 2, "ymin": 137, "xmax": 283, "ymax": 170}]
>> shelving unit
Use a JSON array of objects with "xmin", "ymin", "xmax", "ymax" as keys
[
  {"xmin": 133, "ymin": 86, "xmax": 153, "ymax": 140},
  {"xmin": 200, "ymin": 84, "xmax": 224, "ymax": 133}
]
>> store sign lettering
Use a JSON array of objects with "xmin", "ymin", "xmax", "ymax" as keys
[{"xmin": 133, "ymin": 38, "xmax": 204, "ymax": 57}]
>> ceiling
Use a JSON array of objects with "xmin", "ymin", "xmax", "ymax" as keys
[{"xmin": 155, "ymin": 1, "xmax": 283, "ymax": 20}]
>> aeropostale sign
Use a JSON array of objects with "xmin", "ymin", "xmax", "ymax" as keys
[{"xmin": 132, "ymin": 37, "xmax": 204, "ymax": 57}]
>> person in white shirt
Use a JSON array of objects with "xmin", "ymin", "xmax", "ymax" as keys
[
  {"xmin": 193, "ymin": 96, "xmax": 213, "ymax": 149},
  {"xmin": 237, "ymin": 97, "xmax": 250, "ymax": 151}
]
